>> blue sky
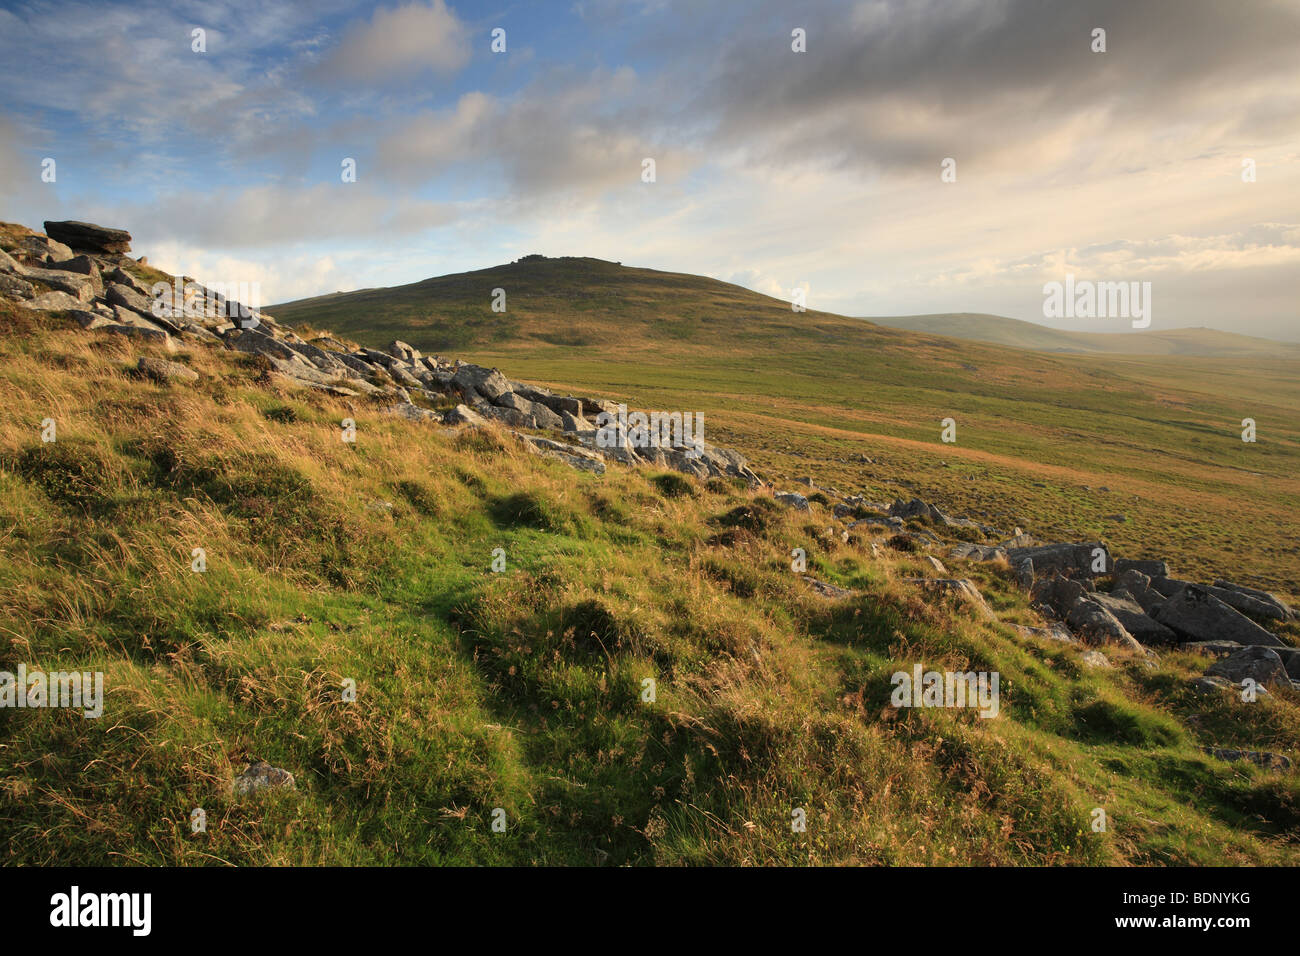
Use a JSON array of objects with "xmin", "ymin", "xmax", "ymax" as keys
[{"xmin": 0, "ymin": 0, "xmax": 1297, "ymax": 339}]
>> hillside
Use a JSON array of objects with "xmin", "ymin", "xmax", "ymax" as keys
[
  {"xmin": 273, "ymin": 256, "xmax": 1300, "ymax": 597},
  {"xmin": 871, "ymin": 313, "xmax": 1300, "ymax": 357},
  {"xmin": 2, "ymin": 222, "xmax": 1299, "ymax": 867}
]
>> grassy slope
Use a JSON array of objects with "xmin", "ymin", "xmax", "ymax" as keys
[
  {"xmin": 870, "ymin": 313, "xmax": 1300, "ymax": 357},
  {"xmin": 2, "ymin": 299, "xmax": 1299, "ymax": 865},
  {"xmin": 272, "ymin": 259, "xmax": 1300, "ymax": 598}
]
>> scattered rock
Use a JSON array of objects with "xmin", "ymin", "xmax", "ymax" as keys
[
  {"xmin": 1116, "ymin": 558, "xmax": 1169, "ymax": 578},
  {"xmin": 775, "ymin": 491, "xmax": 811, "ymax": 511},
  {"xmin": 137, "ymin": 356, "xmax": 198, "ymax": 384},
  {"xmin": 1201, "ymin": 747, "xmax": 1291, "ymax": 771},
  {"xmin": 1151, "ymin": 585, "xmax": 1284, "ymax": 647},
  {"xmin": 232, "ymin": 761, "xmax": 296, "ymax": 796},
  {"xmin": 1206, "ymin": 645, "xmax": 1289, "ymax": 686}
]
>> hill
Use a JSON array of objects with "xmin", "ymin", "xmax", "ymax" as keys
[
  {"xmin": 870, "ymin": 312, "xmax": 1300, "ymax": 357},
  {"xmin": 1, "ymin": 224, "xmax": 1298, "ymax": 867},
  {"xmin": 272, "ymin": 255, "xmax": 1300, "ymax": 596}
]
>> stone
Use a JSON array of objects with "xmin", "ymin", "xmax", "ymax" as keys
[
  {"xmin": 0, "ymin": 273, "xmax": 34, "ymax": 297},
  {"xmin": 1112, "ymin": 569, "xmax": 1166, "ymax": 613},
  {"xmin": 1201, "ymin": 748, "xmax": 1291, "ymax": 771},
  {"xmin": 43, "ymin": 220, "xmax": 132, "ymax": 255},
  {"xmin": 226, "ymin": 328, "xmax": 301, "ymax": 362},
  {"xmin": 1190, "ymin": 675, "xmax": 1234, "ymax": 696},
  {"xmin": 383, "ymin": 403, "xmax": 438, "ymax": 422},
  {"xmin": 1009, "ymin": 622, "xmax": 1078, "ymax": 644},
  {"xmin": 775, "ymin": 491, "xmax": 811, "ymax": 511},
  {"xmin": 1150, "ymin": 585, "xmax": 1284, "ymax": 647},
  {"xmin": 25, "ymin": 267, "xmax": 96, "ymax": 302},
  {"xmin": 101, "ymin": 323, "xmax": 176, "ymax": 351},
  {"xmin": 514, "ymin": 384, "xmax": 583, "ymax": 417},
  {"xmin": 232, "ymin": 760, "xmax": 296, "ymax": 796},
  {"xmin": 948, "ymin": 543, "xmax": 1006, "ymax": 562},
  {"xmin": 1116, "ymin": 558, "xmax": 1169, "ymax": 578},
  {"xmin": 452, "ymin": 363, "xmax": 512, "ymax": 403},
  {"xmin": 1081, "ymin": 650, "xmax": 1111, "ymax": 668},
  {"xmin": 1030, "ymin": 574, "xmax": 1088, "ymax": 619},
  {"xmin": 518, "ymin": 434, "xmax": 607, "ymax": 474},
  {"xmin": 924, "ymin": 555, "xmax": 947, "ymax": 574},
  {"xmin": 805, "ymin": 577, "xmax": 853, "ymax": 599},
  {"xmin": 24, "ymin": 291, "xmax": 86, "ymax": 311},
  {"xmin": 1198, "ymin": 583, "xmax": 1292, "ymax": 623},
  {"xmin": 1005, "ymin": 541, "xmax": 1111, "ymax": 578},
  {"xmin": 137, "ymin": 356, "xmax": 198, "ymax": 384},
  {"xmin": 1066, "ymin": 598, "xmax": 1142, "ymax": 651},
  {"xmin": 16, "ymin": 235, "xmax": 74, "ymax": 262},
  {"xmin": 443, "ymin": 404, "xmax": 488, "ymax": 427},
  {"xmin": 386, "ymin": 340, "xmax": 421, "ymax": 363},
  {"xmin": 1206, "ymin": 645, "xmax": 1288, "ymax": 686},
  {"xmin": 1212, "ymin": 580, "xmax": 1294, "ymax": 620},
  {"xmin": 904, "ymin": 578, "xmax": 995, "ymax": 619},
  {"xmin": 1090, "ymin": 591, "xmax": 1177, "ymax": 645},
  {"xmin": 0, "ymin": 248, "xmax": 25, "ymax": 274},
  {"xmin": 1273, "ymin": 646, "xmax": 1300, "ymax": 680}
]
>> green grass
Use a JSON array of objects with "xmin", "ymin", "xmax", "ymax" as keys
[{"xmin": 1, "ymin": 296, "xmax": 1298, "ymax": 866}]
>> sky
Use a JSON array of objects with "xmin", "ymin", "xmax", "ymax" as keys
[{"xmin": 0, "ymin": 0, "xmax": 1297, "ymax": 339}]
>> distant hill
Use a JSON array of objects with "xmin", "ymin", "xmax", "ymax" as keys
[{"xmin": 869, "ymin": 312, "xmax": 1300, "ymax": 358}]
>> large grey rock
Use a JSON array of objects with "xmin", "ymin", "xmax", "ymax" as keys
[
  {"xmin": 0, "ymin": 273, "xmax": 34, "ymax": 297},
  {"xmin": 513, "ymin": 384, "xmax": 583, "ymax": 417},
  {"xmin": 105, "ymin": 281, "xmax": 160, "ymax": 317},
  {"xmin": 383, "ymin": 403, "xmax": 438, "ymax": 422},
  {"xmin": 775, "ymin": 491, "xmax": 811, "ymax": 511},
  {"xmin": 1272, "ymin": 646, "xmax": 1300, "ymax": 680},
  {"xmin": 0, "ymin": 248, "xmax": 24, "ymax": 274},
  {"xmin": 226, "ymin": 328, "xmax": 300, "ymax": 362},
  {"xmin": 517, "ymin": 434, "xmax": 606, "ymax": 474},
  {"xmin": 890, "ymin": 497, "xmax": 949, "ymax": 524},
  {"xmin": 1030, "ymin": 574, "xmax": 1088, "ymax": 618},
  {"xmin": 1091, "ymin": 591, "xmax": 1177, "ymax": 646},
  {"xmin": 1150, "ymin": 584, "xmax": 1284, "ymax": 647},
  {"xmin": 386, "ymin": 340, "xmax": 421, "ymax": 364},
  {"xmin": 1197, "ymin": 582, "xmax": 1292, "ymax": 622},
  {"xmin": 1212, "ymin": 581, "xmax": 1294, "ymax": 621},
  {"xmin": 1206, "ymin": 645, "xmax": 1288, "ymax": 686},
  {"xmin": 101, "ymin": 323, "xmax": 176, "ymax": 351},
  {"xmin": 25, "ymin": 267, "xmax": 96, "ymax": 302},
  {"xmin": 24, "ymin": 291, "xmax": 86, "ymax": 311},
  {"xmin": 44, "ymin": 220, "xmax": 132, "ymax": 255},
  {"xmin": 1115, "ymin": 558, "xmax": 1169, "ymax": 578},
  {"xmin": 1066, "ymin": 597, "xmax": 1142, "ymax": 650},
  {"xmin": 442, "ymin": 404, "xmax": 488, "ymax": 427},
  {"xmin": 16, "ymin": 235, "xmax": 74, "ymax": 262},
  {"xmin": 452, "ymin": 364, "xmax": 512, "ymax": 403},
  {"xmin": 1112, "ymin": 569, "xmax": 1166, "ymax": 614},
  {"xmin": 1006, "ymin": 541, "xmax": 1112, "ymax": 577}
]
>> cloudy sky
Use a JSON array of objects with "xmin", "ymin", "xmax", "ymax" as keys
[{"xmin": 1, "ymin": 0, "xmax": 1297, "ymax": 339}]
